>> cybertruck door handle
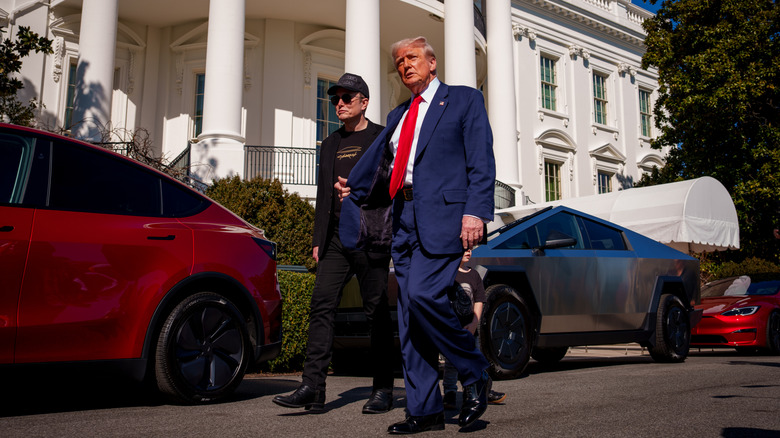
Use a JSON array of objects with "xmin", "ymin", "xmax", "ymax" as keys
[
  {"xmin": 147, "ymin": 234, "xmax": 176, "ymax": 241},
  {"xmin": 0, "ymin": 226, "xmax": 13, "ymax": 232}
]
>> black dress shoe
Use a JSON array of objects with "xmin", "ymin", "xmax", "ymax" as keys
[
  {"xmin": 362, "ymin": 389, "xmax": 393, "ymax": 414},
  {"xmin": 459, "ymin": 371, "xmax": 490, "ymax": 427},
  {"xmin": 388, "ymin": 412, "xmax": 445, "ymax": 434},
  {"xmin": 272, "ymin": 384, "xmax": 325, "ymax": 412}
]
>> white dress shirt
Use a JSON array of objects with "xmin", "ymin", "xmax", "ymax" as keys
[{"xmin": 388, "ymin": 77, "xmax": 441, "ymax": 187}]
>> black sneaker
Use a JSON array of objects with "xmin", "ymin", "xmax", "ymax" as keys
[
  {"xmin": 443, "ymin": 391, "xmax": 457, "ymax": 410},
  {"xmin": 488, "ymin": 390, "xmax": 506, "ymax": 404}
]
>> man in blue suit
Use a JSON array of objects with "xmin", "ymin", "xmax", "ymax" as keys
[{"xmin": 337, "ymin": 36, "xmax": 496, "ymax": 434}]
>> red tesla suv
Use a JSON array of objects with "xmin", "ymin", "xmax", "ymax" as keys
[{"xmin": 0, "ymin": 123, "xmax": 282, "ymax": 403}]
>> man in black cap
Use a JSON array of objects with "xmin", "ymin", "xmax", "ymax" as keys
[{"xmin": 273, "ymin": 73, "xmax": 395, "ymax": 414}]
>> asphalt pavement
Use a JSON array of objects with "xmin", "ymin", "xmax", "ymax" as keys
[{"xmin": 2, "ymin": 344, "xmax": 778, "ymax": 437}]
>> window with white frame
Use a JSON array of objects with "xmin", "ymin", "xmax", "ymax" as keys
[
  {"xmin": 193, "ymin": 73, "xmax": 205, "ymax": 138},
  {"xmin": 639, "ymin": 88, "xmax": 652, "ymax": 137},
  {"xmin": 316, "ymin": 78, "xmax": 340, "ymax": 143},
  {"xmin": 544, "ymin": 160, "xmax": 562, "ymax": 202},
  {"xmin": 64, "ymin": 62, "xmax": 78, "ymax": 130},
  {"xmin": 597, "ymin": 170, "xmax": 612, "ymax": 194},
  {"xmin": 540, "ymin": 55, "xmax": 557, "ymax": 111},
  {"xmin": 593, "ymin": 72, "xmax": 608, "ymax": 125}
]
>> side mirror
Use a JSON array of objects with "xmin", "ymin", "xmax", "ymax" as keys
[{"xmin": 532, "ymin": 230, "xmax": 577, "ymax": 255}]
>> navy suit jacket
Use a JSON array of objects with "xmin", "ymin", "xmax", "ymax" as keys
[{"xmin": 340, "ymin": 82, "xmax": 495, "ymax": 255}]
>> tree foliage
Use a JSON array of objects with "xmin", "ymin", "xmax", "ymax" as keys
[
  {"xmin": 640, "ymin": 0, "xmax": 780, "ymax": 261},
  {"xmin": 205, "ymin": 176, "xmax": 315, "ymax": 270},
  {"xmin": 0, "ymin": 26, "xmax": 53, "ymax": 126}
]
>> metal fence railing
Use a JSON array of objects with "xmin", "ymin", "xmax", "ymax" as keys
[{"xmin": 244, "ymin": 145, "xmax": 318, "ymax": 186}]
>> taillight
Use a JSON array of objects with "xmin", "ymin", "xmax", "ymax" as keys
[{"xmin": 253, "ymin": 237, "xmax": 277, "ymax": 260}]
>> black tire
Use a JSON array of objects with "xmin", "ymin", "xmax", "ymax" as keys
[
  {"xmin": 764, "ymin": 310, "xmax": 780, "ymax": 355},
  {"xmin": 479, "ymin": 284, "xmax": 533, "ymax": 380},
  {"xmin": 531, "ymin": 346, "xmax": 568, "ymax": 364},
  {"xmin": 648, "ymin": 294, "xmax": 690, "ymax": 363},
  {"xmin": 155, "ymin": 292, "xmax": 250, "ymax": 403}
]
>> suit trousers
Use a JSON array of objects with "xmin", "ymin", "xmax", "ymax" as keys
[
  {"xmin": 301, "ymin": 228, "xmax": 394, "ymax": 393},
  {"xmin": 391, "ymin": 197, "xmax": 489, "ymax": 416}
]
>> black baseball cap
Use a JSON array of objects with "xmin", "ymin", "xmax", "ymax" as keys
[{"xmin": 327, "ymin": 73, "xmax": 369, "ymax": 99}]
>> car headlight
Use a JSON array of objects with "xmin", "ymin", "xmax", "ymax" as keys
[{"xmin": 721, "ymin": 306, "xmax": 759, "ymax": 316}]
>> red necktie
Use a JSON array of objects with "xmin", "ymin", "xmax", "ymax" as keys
[{"xmin": 389, "ymin": 95, "xmax": 423, "ymax": 198}]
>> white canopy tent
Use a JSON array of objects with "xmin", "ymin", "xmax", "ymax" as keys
[{"xmin": 492, "ymin": 177, "xmax": 740, "ymax": 253}]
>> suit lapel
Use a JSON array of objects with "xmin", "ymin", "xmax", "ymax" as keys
[{"xmin": 415, "ymin": 83, "xmax": 448, "ymax": 161}]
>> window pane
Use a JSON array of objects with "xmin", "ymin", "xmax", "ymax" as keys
[
  {"xmin": 597, "ymin": 171, "xmax": 612, "ymax": 194},
  {"xmin": 535, "ymin": 212, "xmax": 583, "ymax": 249},
  {"xmin": 65, "ymin": 63, "xmax": 78, "ymax": 129},
  {"xmin": 544, "ymin": 161, "xmax": 561, "ymax": 202},
  {"xmin": 593, "ymin": 74, "xmax": 608, "ymax": 125},
  {"xmin": 193, "ymin": 73, "xmax": 205, "ymax": 138},
  {"xmin": 316, "ymin": 78, "xmax": 341, "ymax": 143},
  {"xmin": 580, "ymin": 217, "xmax": 626, "ymax": 250},
  {"xmin": 50, "ymin": 142, "xmax": 161, "ymax": 216},
  {"xmin": 639, "ymin": 89, "xmax": 652, "ymax": 137},
  {"xmin": 161, "ymin": 178, "xmax": 207, "ymax": 217},
  {"xmin": 540, "ymin": 56, "xmax": 557, "ymax": 111},
  {"xmin": 0, "ymin": 133, "xmax": 34, "ymax": 204}
]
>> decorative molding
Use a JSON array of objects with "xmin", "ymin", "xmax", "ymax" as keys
[
  {"xmin": 618, "ymin": 62, "xmax": 637, "ymax": 77},
  {"xmin": 527, "ymin": 0, "xmax": 649, "ymax": 46},
  {"xmin": 303, "ymin": 51, "xmax": 312, "ymax": 88},
  {"xmin": 127, "ymin": 49, "xmax": 136, "ymax": 94},
  {"xmin": 568, "ymin": 45, "xmax": 590, "ymax": 59},
  {"xmin": 512, "ymin": 24, "xmax": 537, "ymax": 41},
  {"xmin": 568, "ymin": 152, "xmax": 575, "ymax": 181},
  {"xmin": 52, "ymin": 36, "xmax": 64, "ymax": 83},
  {"xmin": 538, "ymin": 144, "xmax": 544, "ymax": 174},
  {"xmin": 175, "ymin": 52, "xmax": 184, "ymax": 95}
]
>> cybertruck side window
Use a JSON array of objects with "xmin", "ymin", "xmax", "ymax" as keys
[
  {"xmin": 577, "ymin": 217, "xmax": 626, "ymax": 250},
  {"xmin": 534, "ymin": 212, "xmax": 584, "ymax": 249},
  {"xmin": 495, "ymin": 226, "xmax": 541, "ymax": 249}
]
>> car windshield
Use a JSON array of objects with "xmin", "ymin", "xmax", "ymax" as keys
[{"xmin": 701, "ymin": 276, "xmax": 780, "ymax": 298}]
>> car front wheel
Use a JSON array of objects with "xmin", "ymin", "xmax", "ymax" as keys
[
  {"xmin": 649, "ymin": 293, "xmax": 690, "ymax": 363},
  {"xmin": 480, "ymin": 284, "xmax": 533, "ymax": 380},
  {"xmin": 155, "ymin": 292, "xmax": 250, "ymax": 403}
]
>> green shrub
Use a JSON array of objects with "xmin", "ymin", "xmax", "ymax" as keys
[
  {"xmin": 701, "ymin": 256, "xmax": 780, "ymax": 283},
  {"xmin": 261, "ymin": 270, "xmax": 315, "ymax": 372},
  {"xmin": 205, "ymin": 176, "xmax": 316, "ymax": 270}
]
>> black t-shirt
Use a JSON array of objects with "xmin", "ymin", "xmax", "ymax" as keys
[
  {"xmin": 455, "ymin": 268, "xmax": 486, "ymax": 305},
  {"xmin": 332, "ymin": 128, "xmax": 375, "ymax": 219}
]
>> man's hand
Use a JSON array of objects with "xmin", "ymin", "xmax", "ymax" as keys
[
  {"xmin": 312, "ymin": 246, "xmax": 319, "ymax": 263},
  {"xmin": 464, "ymin": 318, "xmax": 479, "ymax": 335},
  {"xmin": 334, "ymin": 176, "xmax": 350, "ymax": 202},
  {"xmin": 460, "ymin": 216, "xmax": 483, "ymax": 250}
]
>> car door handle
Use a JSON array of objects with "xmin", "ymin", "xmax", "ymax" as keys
[
  {"xmin": 147, "ymin": 235, "xmax": 176, "ymax": 241},
  {"xmin": 0, "ymin": 225, "xmax": 13, "ymax": 232}
]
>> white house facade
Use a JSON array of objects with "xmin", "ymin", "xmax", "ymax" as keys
[{"xmin": 1, "ymin": 0, "xmax": 667, "ymax": 208}]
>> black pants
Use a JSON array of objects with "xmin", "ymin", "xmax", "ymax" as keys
[{"xmin": 301, "ymin": 231, "xmax": 394, "ymax": 393}]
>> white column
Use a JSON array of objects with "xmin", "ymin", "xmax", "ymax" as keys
[
  {"xmin": 486, "ymin": 0, "xmax": 520, "ymax": 198},
  {"xmin": 444, "ymin": 0, "xmax": 476, "ymax": 87},
  {"xmin": 344, "ymin": 0, "xmax": 381, "ymax": 122},
  {"xmin": 194, "ymin": 0, "xmax": 246, "ymax": 181},
  {"xmin": 72, "ymin": 0, "xmax": 118, "ymax": 141}
]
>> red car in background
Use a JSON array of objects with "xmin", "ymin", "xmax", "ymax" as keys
[
  {"xmin": 0, "ymin": 123, "xmax": 282, "ymax": 403},
  {"xmin": 691, "ymin": 275, "xmax": 780, "ymax": 354}
]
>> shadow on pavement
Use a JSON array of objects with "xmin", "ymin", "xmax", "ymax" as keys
[{"xmin": 0, "ymin": 364, "xmax": 164, "ymax": 417}]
